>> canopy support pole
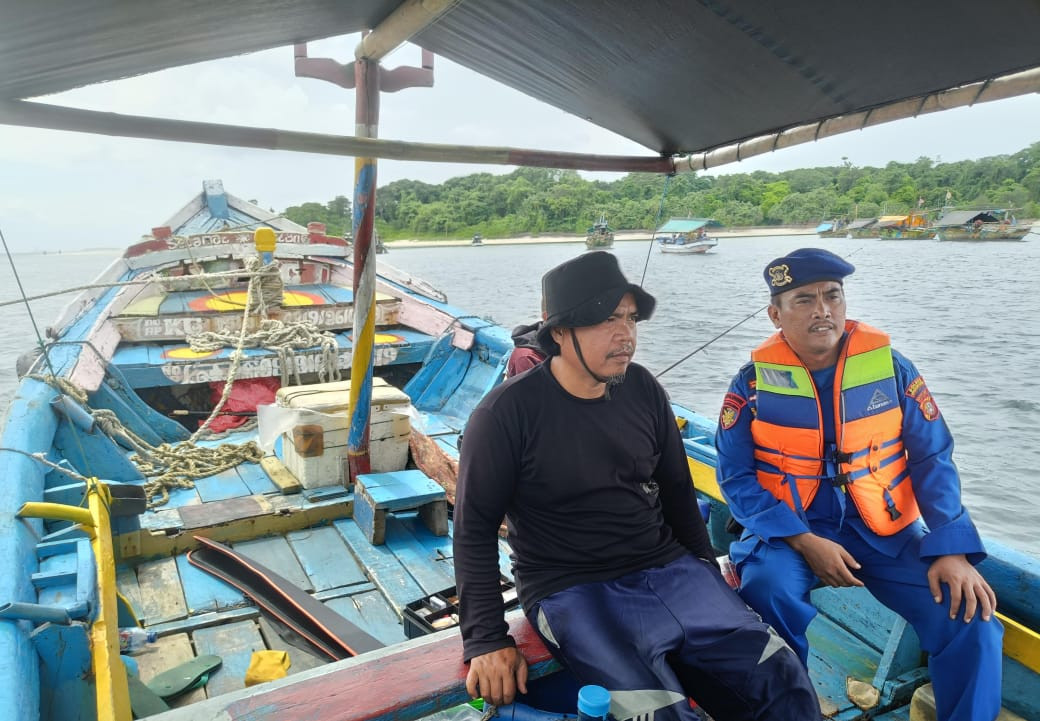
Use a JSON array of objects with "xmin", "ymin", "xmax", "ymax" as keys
[{"xmin": 346, "ymin": 55, "xmax": 380, "ymax": 481}]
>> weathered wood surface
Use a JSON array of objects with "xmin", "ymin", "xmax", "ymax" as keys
[
  {"xmin": 136, "ymin": 556, "xmax": 188, "ymax": 625},
  {"xmin": 232, "ymin": 535, "xmax": 313, "ymax": 593},
  {"xmin": 136, "ymin": 632, "xmax": 208, "ymax": 705},
  {"xmin": 192, "ymin": 619, "xmax": 267, "ymax": 698},
  {"xmin": 257, "ymin": 615, "xmax": 327, "ymax": 677},
  {"xmin": 409, "ymin": 429, "xmax": 457, "ymax": 504},
  {"xmin": 151, "ymin": 615, "xmax": 555, "ymax": 721}
]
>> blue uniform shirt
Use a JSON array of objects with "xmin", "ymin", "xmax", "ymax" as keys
[{"xmin": 715, "ymin": 341, "xmax": 986, "ymax": 563}]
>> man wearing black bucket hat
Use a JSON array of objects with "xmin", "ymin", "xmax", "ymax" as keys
[
  {"xmin": 455, "ymin": 252, "xmax": 818, "ymax": 721},
  {"xmin": 716, "ymin": 248, "xmax": 1002, "ymax": 721}
]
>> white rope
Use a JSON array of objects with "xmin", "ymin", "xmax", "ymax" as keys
[{"xmin": 186, "ymin": 258, "xmax": 340, "ymax": 387}]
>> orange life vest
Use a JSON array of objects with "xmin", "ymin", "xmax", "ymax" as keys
[{"xmin": 750, "ymin": 321, "xmax": 920, "ymax": 536}]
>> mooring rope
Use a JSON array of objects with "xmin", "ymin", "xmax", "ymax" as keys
[{"xmin": 27, "ymin": 373, "xmax": 264, "ymax": 508}]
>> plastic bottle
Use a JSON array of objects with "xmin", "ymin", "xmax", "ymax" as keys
[
  {"xmin": 118, "ymin": 627, "xmax": 157, "ymax": 654},
  {"xmin": 577, "ymin": 685, "xmax": 612, "ymax": 721}
]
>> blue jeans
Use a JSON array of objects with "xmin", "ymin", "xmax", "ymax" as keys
[{"xmin": 733, "ymin": 527, "xmax": 1003, "ymax": 721}]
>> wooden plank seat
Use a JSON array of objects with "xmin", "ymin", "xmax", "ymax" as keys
[
  {"xmin": 353, "ymin": 470, "xmax": 448, "ymax": 546},
  {"xmin": 109, "ymin": 327, "xmax": 436, "ymax": 388},
  {"xmin": 113, "ymin": 285, "xmax": 402, "ymax": 342}
]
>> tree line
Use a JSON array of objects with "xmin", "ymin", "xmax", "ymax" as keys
[{"xmin": 283, "ymin": 141, "xmax": 1040, "ymax": 240}]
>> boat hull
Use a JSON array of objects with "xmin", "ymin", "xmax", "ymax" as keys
[
  {"xmin": 659, "ymin": 239, "xmax": 717, "ymax": 254},
  {"xmin": 936, "ymin": 225, "xmax": 1034, "ymax": 241}
]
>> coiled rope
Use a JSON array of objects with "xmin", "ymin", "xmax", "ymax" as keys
[
  {"xmin": 21, "ymin": 252, "xmax": 346, "ymax": 507},
  {"xmin": 185, "ymin": 257, "xmax": 341, "ymax": 387},
  {"xmin": 28, "ymin": 373, "xmax": 263, "ymax": 508}
]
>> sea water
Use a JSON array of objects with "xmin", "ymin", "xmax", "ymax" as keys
[{"xmin": 1, "ymin": 235, "xmax": 1038, "ymax": 557}]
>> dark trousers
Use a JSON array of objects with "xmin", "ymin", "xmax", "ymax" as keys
[{"xmin": 527, "ymin": 554, "xmax": 819, "ymax": 721}]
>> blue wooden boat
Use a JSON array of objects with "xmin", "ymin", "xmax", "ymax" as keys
[
  {"xmin": 3, "ymin": 3, "xmax": 1040, "ymax": 721},
  {"xmin": 2, "ymin": 180, "xmax": 1039, "ymax": 721}
]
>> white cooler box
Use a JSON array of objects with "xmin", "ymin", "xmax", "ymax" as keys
[{"xmin": 275, "ymin": 378, "xmax": 412, "ymax": 489}]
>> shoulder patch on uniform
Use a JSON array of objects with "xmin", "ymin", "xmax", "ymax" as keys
[
  {"xmin": 917, "ymin": 392, "xmax": 940, "ymax": 421},
  {"xmin": 905, "ymin": 375, "xmax": 927, "ymax": 400},
  {"xmin": 720, "ymin": 392, "xmax": 747, "ymax": 430}
]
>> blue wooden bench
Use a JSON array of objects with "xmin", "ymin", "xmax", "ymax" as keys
[{"xmin": 353, "ymin": 470, "xmax": 448, "ymax": 545}]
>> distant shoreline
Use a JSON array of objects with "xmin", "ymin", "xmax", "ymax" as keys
[{"xmin": 387, "ymin": 226, "xmax": 819, "ymax": 248}]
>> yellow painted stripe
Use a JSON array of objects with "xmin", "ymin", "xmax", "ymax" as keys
[
  {"xmin": 688, "ymin": 456, "xmax": 724, "ymax": 503},
  {"xmin": 998, "ymin": 612, "xmax": 1040, "ymax": 674},
  {"xmin": 118, "ymin": 295, "xmax": 164, "ymax": 317},
  {"xmin": 86, "ymin": 480, "xmax": 132, "ymax": 721},
  {"xmin": 17, "ymin": 501, "xmax": 93, "ymax": 526},
  {"xmin": 19, "ymin": 484, "xmax": 131, "ymax": 720}
]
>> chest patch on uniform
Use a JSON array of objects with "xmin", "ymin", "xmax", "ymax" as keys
[
  {"xmin": 865, "ymin": 388, "xmax": 893, "ymax": 412},
  {"xmin": 759, "ymin": 367, "xmax": 797, "ymax": 389},
  {"xmin": 720, "ymin": 392, "xmax": 747, "ymax": 430}
]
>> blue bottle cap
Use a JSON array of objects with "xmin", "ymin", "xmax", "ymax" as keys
[{"xmin": 577, "ymin": 685, "xmax": 611, "ymax": 718}]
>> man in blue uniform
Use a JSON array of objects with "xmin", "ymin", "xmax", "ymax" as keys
[
  {"xmin": 455, "ymin": 252, "xmax": 818, "ymax": 721},
  {"xmin": 715, "ymin": 248, "xmax": 1003, "ymax": 720}
]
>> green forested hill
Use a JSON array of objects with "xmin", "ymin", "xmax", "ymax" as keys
[{"xmin": 284, "ymin": 142, "xmax": 1040, "ymax": 240}]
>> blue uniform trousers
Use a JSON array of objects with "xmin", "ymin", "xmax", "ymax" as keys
[
  {"xmin": 733, "ymin": 528, "xmax": 1003, "ymax": 721},
  {"xmin": 526, "ymin": 554, "xmax": 818, "ymax": 721}
]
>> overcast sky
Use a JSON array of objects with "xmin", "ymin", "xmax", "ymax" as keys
[{"xmin": 2, "ymin": 34, "xmax": 1039, "ymax": 252}]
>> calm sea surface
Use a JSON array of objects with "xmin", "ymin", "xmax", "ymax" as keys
[{"xmin": 2, "ymin": 236, "xmax": 1038, "ymax": 557}]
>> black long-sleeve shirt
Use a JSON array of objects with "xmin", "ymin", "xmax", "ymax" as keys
[{"xmin": 453, "ymin": 361, "xmax": 715, "ymax": 661}]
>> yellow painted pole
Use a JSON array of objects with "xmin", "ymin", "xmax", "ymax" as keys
[{"xmin": 18, "ymin": 480, "xmax": 131, "ymax": 721}]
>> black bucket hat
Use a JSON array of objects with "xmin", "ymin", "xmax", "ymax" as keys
[{"xmin": 536, "ymin": 251, "xmax": 656, "ymax": 355}]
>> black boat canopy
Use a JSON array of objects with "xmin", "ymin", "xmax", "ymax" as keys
[
  {"xmin": 2, "ymin": 0, "xmax": 1040, "ymax": 169},
  {"xmin": 934, "ymin": 210, "xmax": 1003, "ymax": 227}
]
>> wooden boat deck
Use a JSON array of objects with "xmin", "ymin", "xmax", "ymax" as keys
[{"xmin": 38, "ymin": 448, "xmax": 493, "ymax": 711}]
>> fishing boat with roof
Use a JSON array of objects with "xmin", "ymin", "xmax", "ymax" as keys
[
  {"xmin": 844, "ymin": 218, "xmax": 880, "ymax": 239},
  {"xmin": 816, "ymin": 218, "xmax": 852, "ymax": 238},
  {"xmin": 654, "ymin": 219, "xmax": 718, "ymax": 254},
  {"xmin": 874, "ymin": 212, "xmax": 933, "ymax": 240},
  {"xmin": 584, "ymin": 216, "xmax": 614, "ymax": 250},
  {"xmin": 3, "ymin": 2, "xmax": 1040, "ymax": 721},
  {"xmin": 933, "ymin": 209, "xmax": 1035, "ymax": 241}
]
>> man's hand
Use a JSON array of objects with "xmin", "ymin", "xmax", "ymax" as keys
[
  {"xmin": 928, "ymin": 554, "xmax": 998, "ymax": 623},
  {"xmin": 466, "ymin": 646, "xmax": 528, "ymax": 706},
  {"xmin": 786, "ymin": 532, "xmax": 864, "ymax": 587}
]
